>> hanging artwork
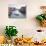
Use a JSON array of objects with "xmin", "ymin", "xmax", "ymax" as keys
[{"xmin": 8, "ymin": 5, "xmax": 26, "ymax": 18}]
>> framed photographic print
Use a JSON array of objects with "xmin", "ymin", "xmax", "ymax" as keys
[{"xmin": 8, "ymin": 5, "xmax": 26, "ymax": 18}]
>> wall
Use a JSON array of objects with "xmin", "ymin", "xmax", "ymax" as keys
[{"xmin": 0, "ymin": 0, "xmax": 46, "ymax": 38}]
